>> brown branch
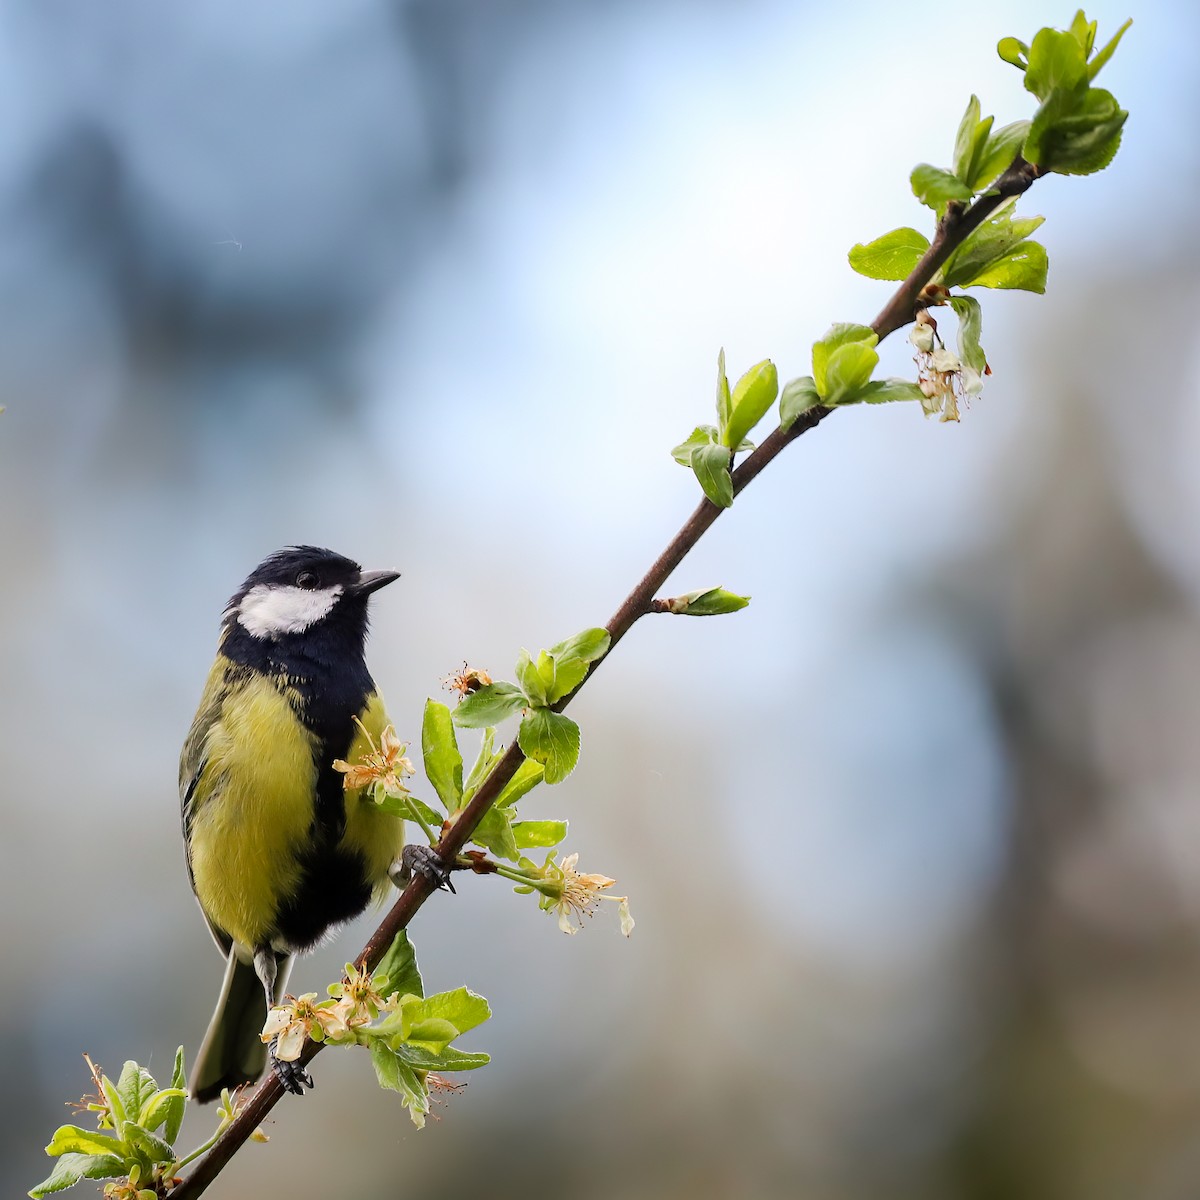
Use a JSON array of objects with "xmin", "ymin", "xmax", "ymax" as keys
[
  {"xmin": 170, "ymin": 154, "xmax": 1044, "ymax": 1199},
  {"xmin": 872, "ymin": 156, "xmax": 1043, "ymax": 340}
]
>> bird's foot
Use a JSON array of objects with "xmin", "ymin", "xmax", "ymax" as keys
[
  {"xmin": 269, "ymin": 1038, "xmax": 314, "ymax": 1096},
  {"xmin": 395, "ymin": 844, "xmax": 456, "ymax": 894}
]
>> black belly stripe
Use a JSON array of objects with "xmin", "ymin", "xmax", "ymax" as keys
[{"xmin": 273, "ymin": 844, "xmax": 374, "ymax": 951}]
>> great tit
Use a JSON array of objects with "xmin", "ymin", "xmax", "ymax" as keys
[{"xmin": 180, "ymin": 546, "xmax": 446, "ymax": 1101}]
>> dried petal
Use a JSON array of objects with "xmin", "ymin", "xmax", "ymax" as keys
[{"xmin": 275, "ymin": 1024, "xmax": 307, "ymax": 1062}]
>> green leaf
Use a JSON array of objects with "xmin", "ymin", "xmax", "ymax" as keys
[
  {"xmin": 162, "ymin": 1047, "xmax": 186, "ymax": 1145},
  {"xmin": 44, "ymin": 1126, "xmax": 125, "ymax": 1159},
  {"xmin": 811, "ymin": 324, "xmax": 878, "ymax": 393},
  {"xmin": 545, "ymin": 627, "xmax": 611, "ymax": 702},
  {"xmin": 952, "ymin": 94, "xmax": 982, "ymax": 182},
  {"xmin": 398, "ymin": 1044, "xmax": 491, "ymax": 1072},
  {"xmin": 136, "ymin": 1090, "xmax": 186, "ymax": 1140},
  {"xmin": 948, "ymin": 296, "xmax": 987, "ymax": 374},
  {"xmin": 374, "ymin": 789, "xmax": 444, "ymax": 829},
  {"xmin": 116, "ymin": 1062, "xmax": 157, "ymax": 1134},
  {"xmin": 779, "ymin": 376, "xmax": 822, "ymax": 431},
  {"xmin": 545, "ymin": 660, "xmax": 586, "ymax": 704},
  {"xmin": 961, "ymin": 240, "xmax": 1048, "ymax": 293},
  {"xmin": 910, "ymin": 163, "xmax": 973, "ymax": 213},
  {"xmin": 855, "ymin": 379, "xmax": 928, "ymax": 405},
  {"xmin": 1087, "ymin": 18, "xmax": 1132, "ymax": 81},
  {"xmin": 1023, "ymin": 27, "xmax": 1088, "ymax": 100},
  {"xmin": 714, "ymin": 348, "xmax": 732, "ymax": 432},
  {"xmin": 671, "ymin": 424, "xmax": 718, "ymax": 466},
  {"xmin": 452, "ymin": 682, "xmax": 527, "ymax": 729},
  {"xmin": 30, "ymin": 1154, "xmax": 128, "ymax": 1197},
  {"xmin": 658, "ymin": 586, "xmax": 750, "ymax": 616},
  {"xmin": 690, "ymin": 442, "xmax": 733, "ymax": 508},
  {"xmin": 972, "ymin": 120, "xmax": 1030, "ymax": 189},
  {"xmin": 823, "ymin": 342, "xmax": 880, "ymax": 406},
  {"xmin": 811, "ymin": 324, "xmax": 876, "ymax": 397},
  {"xmin": 123, "ymin": 1123, "xmax": 174, "ymax": 1166},
  {"xmin": 377, "ymin": 987, "xmax": 490, "ymax": 1050},
  {"xmin": 137, "ymin": 1088, "xmax": 187, "ymax": 1140},
  {"xmin": 951, "ymin": 95, "xmax": 1002, "ymax": 188},
  {"xmin": 421, "ymin": 700, "xmax": 463, "ymax": 812},
  {"xmin": 412, "ymin": 987, "xmax": 492, "ymax": 1037},
  {"xmin": 518, "ymin": 709, "xmax": 581, "ymax": 785},
  {"xmin": 939, "ymin": 207, "xmax": 1044, "ymax": 289},
  {"xmin": 369, "ymin": 1041, "xmax": 429, "ymax": 1128},
  {"xmin": 99, "ymin": 1075, "xmax": 127, "ymax": 1138},
  {"xmin": 848, "ymin": 227, "xmax": 930, "ymax": 282},
  {"xmin": 375, "ymin": 929, "xmax": 423, "ymax": 1000},
  {"xmin": 722, "ymin": 359, "xmax": 778, "ymax": 450},
  {"xmin": 404, "ymin": 1017, "xmax": 461, "ymax": 1053},
  {"xmin": 1069, "ymin": 9, "xmax": 1097, "ymax": 56},
  {"xmin": 471, "ymin": 804, "xmax": 520, "ymax": 862},
  {"xmin": 963, "ymin": 118, "xmax": 995, "ymax": 189},
  {"xmin": 951, "ymin": 94, "xmax": 1032, "ymax": 191},
  {"xmin": 515, "ymin": 649, "xmax": 551, "ymax": 707},
  {"xmin": 512, "ymin": 819, "xmax": 568, "ymax": 849},
  {"xmin": 371, "ymin": 1039, "xmax": 423, "ymax": 1094},
  {"xmin": 997, "ymin": 36, "xmax": 1030, "ymax": 69},
  {"xmin": 548, "ymin": 627, "xmax": 610, "ymax": 666},
  {"xmin": 411, "ymin": 795, "xmax": 446, "ymax": 828},
  {"xmin": 462, "ymin": 727, "xmax": 499, "ymax": 799},
  {"xmin": 536, "ymin": 651, "xmax": 557, "ymax": 699},
  {"xmin": 1026, "ymin": 85, "xmax": 1126, "ymax": 175},
  {"xmin": 494, "ymin": 757, "xmax": 545, "ymax": 808}
]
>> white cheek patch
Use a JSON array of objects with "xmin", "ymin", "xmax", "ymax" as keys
[{"xmin": 237, "ymin": 584, "xmax": 343, "ymax": 638}]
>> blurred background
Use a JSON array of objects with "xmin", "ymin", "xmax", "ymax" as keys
[{"xmin": 1, "ymin": 1, "xmax": 1196, "ymax": 1197}]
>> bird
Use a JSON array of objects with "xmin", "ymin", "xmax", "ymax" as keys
[{"xmin": 180, "ymin": 546, "xmax": 449, "ymax": 1102}]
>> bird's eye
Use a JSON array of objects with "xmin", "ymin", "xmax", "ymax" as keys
[{"xmin": 296, "ymin": 571, "xmax": 319, "ymax": 590}]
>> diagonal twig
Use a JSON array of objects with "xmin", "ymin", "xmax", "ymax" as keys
[{"xmin": 170, "ymin": 155, "xmax": 1044, "ymax": 1200}]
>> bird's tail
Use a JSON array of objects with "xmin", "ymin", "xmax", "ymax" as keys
[{"xmin": 190, "ymin": 947, "xmax": 292, "ymax": 1103}]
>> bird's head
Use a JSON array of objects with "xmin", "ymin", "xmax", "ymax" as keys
[{"xmin": 224, "ymin": 546, "xmax": 399, "ymax": 642}]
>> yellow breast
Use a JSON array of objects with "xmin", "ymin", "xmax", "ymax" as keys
[{"xmin": 188, "ymin": 672, "xmax": 318, "ymax": 950}]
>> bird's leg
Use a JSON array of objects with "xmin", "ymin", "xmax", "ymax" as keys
[
  {"xmin": 255, "ymin": 947, "xmax": 313, "ymax": 1097},
  {"xmin": 391, "ymin": 845, "xmax": 456, "ymax": 894}
]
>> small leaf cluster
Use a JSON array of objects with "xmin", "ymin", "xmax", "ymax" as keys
[
  {"xmin": 364, "ymin": 932, "xmax": 491, "ymax": 1129},
  {"xmin": 261, "ymin": 934, "xmax": 489, "ymax": 1129},
  {"xmin": 851, "ymin": 96, "xmax": 1050, "ymax": 297},
  {"xmin": 779, "ymin": 325, "xmax": 924, "ymax": 430},
  {"xmin": 852, "ymin": 196, "xmax": 1048, "ymax": 296},
  {"xmin": 410, "ymin": 700, "xmax": 555, "ymax": 861},
  {"xmin": 850, "ymin": 13, "xmax": 1128, "ymax": 301},
  {"xmin": 361, "ymin": 632, "xmax": 610, "ymax": 865},
  {"xmin": 999, "ymin": 10, "xmax": 1131, "ymax": 175},
  {"xmin": 672, "ymin": 350, "xmax": 778, "ymax": 507},
  {"xmin": 909, "ymin": 96, "xmax": 1031, "ymax": 217},
  {"xmin": 32, "ymin": 1052, "xmax": 187, "ymax": 1199},
  {"xmin": 452, "ymin": 628, "xmax": 610, "ymax": 787}
]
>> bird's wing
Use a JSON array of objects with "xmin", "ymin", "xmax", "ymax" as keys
[{"xmin": 180, "ymin": 656, "xmax": 235, "ymax": 958}]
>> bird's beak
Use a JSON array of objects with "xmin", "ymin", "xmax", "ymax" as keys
[{"xmin": 351, "ymin": 569, "xmax": 401, "ymax": 597}]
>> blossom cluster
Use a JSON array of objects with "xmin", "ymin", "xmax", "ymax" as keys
[
  {"xmin": 909, "ymin": 309, "xmax": 984, "ymax": 423},
  {"xmin": 519, "ymin": 851, "xmax": 635, "ymax": 937},
  {"xmin": 262, "ymin": 965, "xmax": 399, "ymax": 1062},
  {"xmin": 332, "ymin": 719, "xmax": 415, "ymax": 797}
]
